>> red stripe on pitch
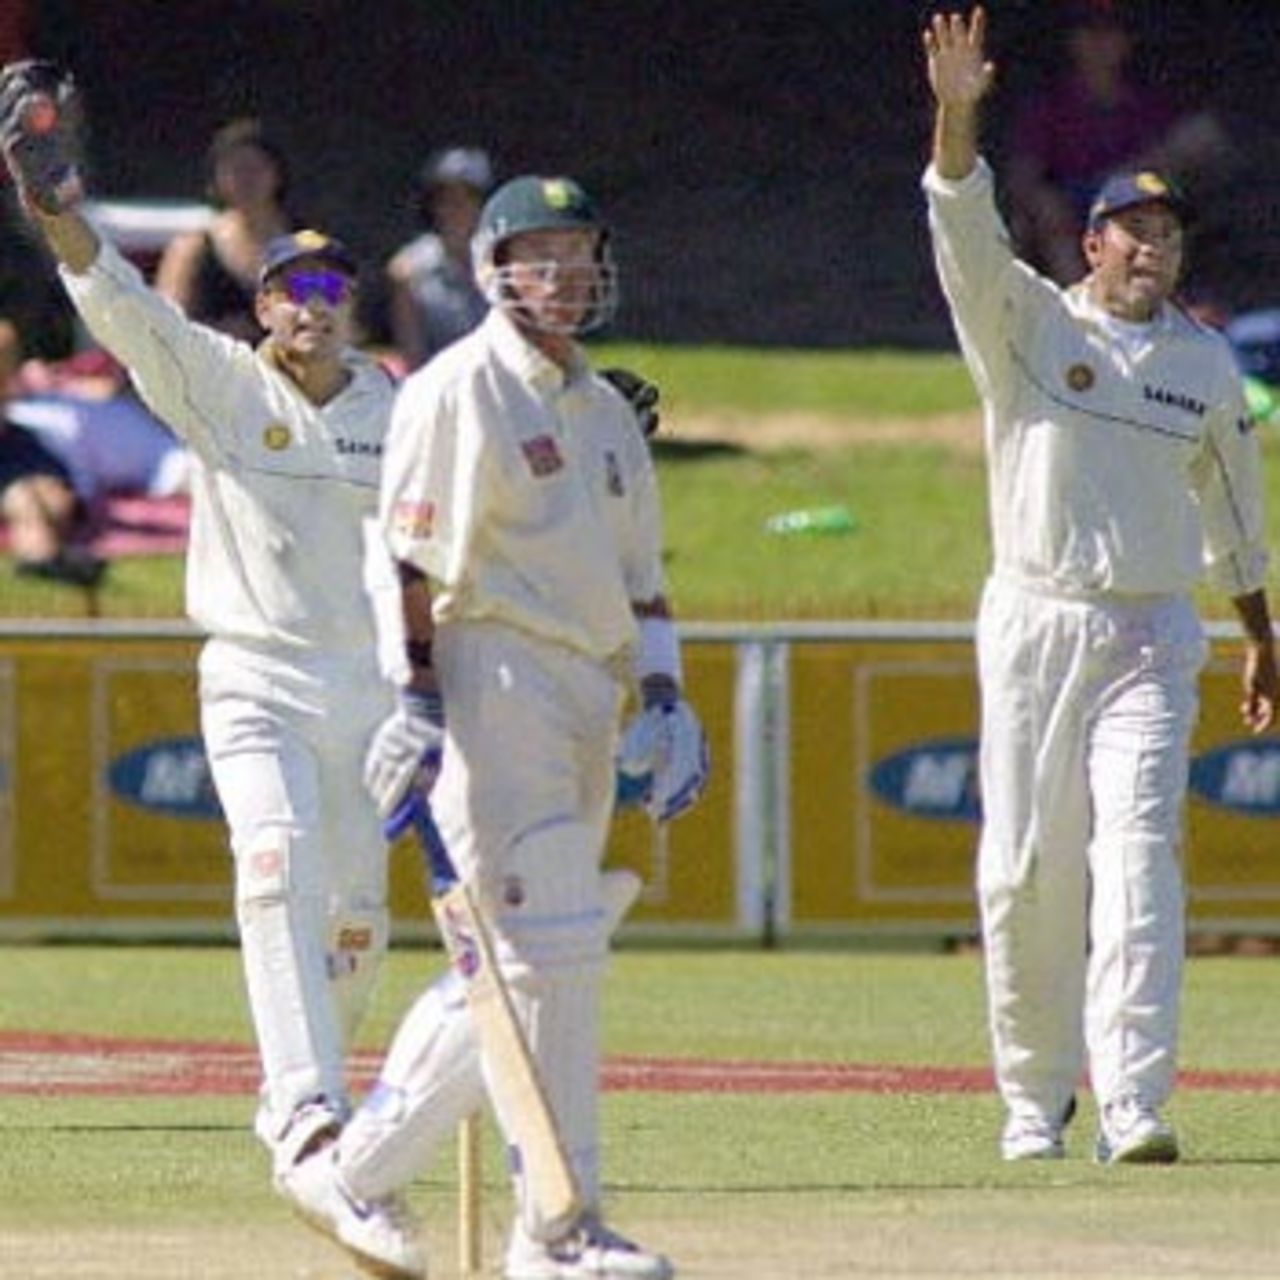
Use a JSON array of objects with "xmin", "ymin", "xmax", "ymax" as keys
[{"xmin": 2, "ymin": 1031, "xmax": 1279, "ymax": 1096}]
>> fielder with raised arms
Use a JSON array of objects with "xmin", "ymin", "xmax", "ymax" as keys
[
  {"xmin": 0, "ymin": 61, "xmax": 400, "ymax": 1188},
  {"xmin": 923, "ymin": 9, "xmax": 1276, "ymax": 1164},
  {"xmin": 281, "ymin": 174, "xmax": 708, "ymax": 1280}
]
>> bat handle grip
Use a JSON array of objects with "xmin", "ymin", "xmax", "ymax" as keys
[{"xmin": 412, "ymin": 802, "xmax": 458, "ymax": 893}]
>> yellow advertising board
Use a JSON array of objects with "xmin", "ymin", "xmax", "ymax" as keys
[
  {"xmin": 603, "ymin": 642, "xmax": 739, "ymax": 930},
  {"xmin": 787, "ymin": 638, "xmax": 1280, "ymax": 937},
  {"xmin": 1185, "ymin": 661, "xmax": 1280, "ymax": 923},
  {"xmin": 0, "ymin": 631, "xmax": 741, "ymax": 939},
  {"xmin": 1, "ymin": 636, "xmax": 228, "ymax": 931},
  {"xmin": 789, "ymin": 642, "xmax": 979, "ymax": 932},
  {"xmin": 3, "ymin": 627, "xmax": 1279, "ymax": 940}
]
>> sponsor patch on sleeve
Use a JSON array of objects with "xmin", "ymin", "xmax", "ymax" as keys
[{"xmin": 392, "ymin": 499, "xmax": 435, "ymax": 539}]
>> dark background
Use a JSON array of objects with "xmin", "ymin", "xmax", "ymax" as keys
[{"xmin": 16, "ymin": 0, "xmax": 1280, "ymax": 349}]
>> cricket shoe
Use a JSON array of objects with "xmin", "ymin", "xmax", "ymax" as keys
[
  {"xmin": 279, "ymin": 1147, "xmax": 427, "ymax": 1280},
  {"xmin": 1000, "ymin": 1096, "xmax": 1076, "ymax": 1161},
  {"xmin": 506, "ymin": 1215, "xmax": 674, "ymax": 1279},
  {"xmin": 1095, "ymin": 1098, "xmax": 1179, "ymax": 1165},
  {"xmin": 268, "ymin": 1094, "xmax": 348, "ymax": 1182}
]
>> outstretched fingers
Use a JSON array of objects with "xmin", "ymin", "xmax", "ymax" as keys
[{"xmin": 923, "ymin": 6, "xmax": 995, "ymax": 106}]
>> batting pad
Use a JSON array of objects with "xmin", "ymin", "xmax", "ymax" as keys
[
  {"xmin": 334, "ymin": 869, "xmax": 634, "ymax": 1207},
  {"xmin": 339, "ymin": 969, "xmax": 484, "ymax": 1202},
  {"xmin": 508, "ymin": 960, "xmax": 603, "ymax": 1221},
  {"xmin": 327, "ymin": 905, "xmax": 390, "ymax": 1049},
  {"xmin": 236, "ymin": 832, "xmax": 348, "ymax": 1144}
]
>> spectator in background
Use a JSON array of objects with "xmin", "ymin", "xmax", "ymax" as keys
[
  {"xmin": 6, "ymin": 349, "xmax": 190, "ymax": 501},
  {"xmin": 156, "ymin": 117, "xmax": 294, "ymax": 342},
  {"xmin": 0, "ymin": 318, "xmax": 105, "ymax": 586},
  {"xmin": 1005, "ymin": 0, "xmax": 1230, "ymax": 283},
  {"xmin": 0, "ymin": 1, "xmax": 29, "ymax": 65},
  {"xmin": 385, "ymin": 146, "xmax": 492, "ymax": 371}
]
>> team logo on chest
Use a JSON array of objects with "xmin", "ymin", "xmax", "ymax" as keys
[
  {"xmin": 520, "ymin": 434, "xmax": 564, "ymax": 477},
  {"xmin": 604, "ymin": 450, "xmax": 625, "ymax": 496},
  {"xmin": 262, "ymin": 422, "xmax": 292, "ymax": 451},
  {"xmin": 1065, "ymin": 362, "xmax": 1095, "ymax": 393}
]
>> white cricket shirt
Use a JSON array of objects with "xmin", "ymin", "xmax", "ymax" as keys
[
  {"xmin": 61, "ymin": 241, "xmax": 396, "ymax": 653},
  {"xmin": 381, "ymin": 308, "xmax": 666, "ymax": 664},
  {"xmin": 925, "ymin": 160, "xmax": 1268, "ymax": 599}
]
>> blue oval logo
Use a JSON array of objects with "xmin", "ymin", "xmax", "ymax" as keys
[
  {"xmin": 1190, "ymin": 740, "xmax": 1280, "ymax": 815},
  {"xmin": 869, "ymin": 737, "xmax": 981, "ymax": 822},
  {"xmin": 108, "ymin": 737, "xmax": 222, "ymax": 819}
]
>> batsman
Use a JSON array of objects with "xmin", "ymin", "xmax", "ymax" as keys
[
  {"xmin": 282, "ymin": 173, "xmax": 709, "ymax": 1280},
  {"xmin": 923, "ymin": 9, "xmax": 1277, "ymax": 1164}
]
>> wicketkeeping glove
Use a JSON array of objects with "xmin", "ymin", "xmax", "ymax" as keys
[
  {"xmin": 616, "ymin": 694, "xmax": 709, "ymax": 823},
  {"xmin": 0, "ymin": 59, "xmax": 83, "ymax": 214},
  {"xmin": 363, "ymin": 688, "xmax": 446, "ymax": 820},
  {"xmin": 600, "ymin": 366, "xmax": 660, "ymax": 438}
]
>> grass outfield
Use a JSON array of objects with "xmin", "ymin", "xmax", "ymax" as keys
[
  {"xmin": 3, "ymin": 345, "xmax": 988, "ymax": 622},
  {"xmin": 7, "ymin": 342, "xmax": 1280, "ymax": 622},
  {"xmin": 5, "ymin": 947, "xmax": 1280, "ymax": 1277}
]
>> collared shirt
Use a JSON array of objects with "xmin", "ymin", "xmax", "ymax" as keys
[
  {"xmin": 61, "ymin": 240, "xmax": 397, "ymax": 652},
  {"xmin": 381, "ymin": 308, "xmax": 665, "ymax": 664},
  {"xmin": 924, "ymin": 159, "xmax": 1267, "ymax": 599}
]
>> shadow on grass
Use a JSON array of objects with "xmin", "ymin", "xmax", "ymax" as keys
[{"xmin": 650, "ymin": 439, "xmax": 745, "ymax": 462}]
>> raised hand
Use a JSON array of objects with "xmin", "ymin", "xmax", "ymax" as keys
[
  {"xmin": 0, "ymin": 59, "xmax": 83, "ymax": 215},
  {"xmin": 923, "ymin": 7, "xmax": 995, "ymax": 109}
]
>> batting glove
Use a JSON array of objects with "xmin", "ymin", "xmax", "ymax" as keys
[
  {"xmin": 363, "ymin": 688, "xmax": 445, "ymax": 820},
  {"xmin": 0, "ymin": 60, "xmax": 83, "ymax": 214},
  {"xmin": 600, "ymin": 366, "xmax": 660, "ymax": 438},
  {"xmin": 616, "ymin": 694, "xmax": 709, "ymax": 823}
]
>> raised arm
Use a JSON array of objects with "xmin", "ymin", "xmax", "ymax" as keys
[{"xmin": 923, "ymin": 7, "xmax": 996, "ymax": 180}]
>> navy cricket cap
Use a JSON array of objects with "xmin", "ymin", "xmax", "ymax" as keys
[
  {"xmin": 259, "ymin": 229, "xmax": 358, "ymax": 285},
  {"xmin": 1087, "ymin": 171, "xmax": 1190, "ymax": 230}
]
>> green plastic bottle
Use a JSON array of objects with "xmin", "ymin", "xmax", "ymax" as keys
[{"xmin": 764, "ymin": 505, "xmax": 857, "ymax": 535}]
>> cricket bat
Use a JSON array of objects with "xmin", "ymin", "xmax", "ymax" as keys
[{"xmin": 405, "ymin": 800, "xmax": 584, "ymax": 1236}]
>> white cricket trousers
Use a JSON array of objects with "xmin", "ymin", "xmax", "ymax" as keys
[
  {"xmin": 199, "ymin": 638, "xmax": 392, "ymax": 1142},
  {"xmin": 976, "ymin": 575, "xmax": 1207, "ymax": 1125},
  {"xmin": 337, "ymin": 619, "xmax": 625, "ymax": 1237}
]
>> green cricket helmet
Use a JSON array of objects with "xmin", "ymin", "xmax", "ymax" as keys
[{"xmin": 470, "ymin": 175, "xmax": 617, "ymax": 335}]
